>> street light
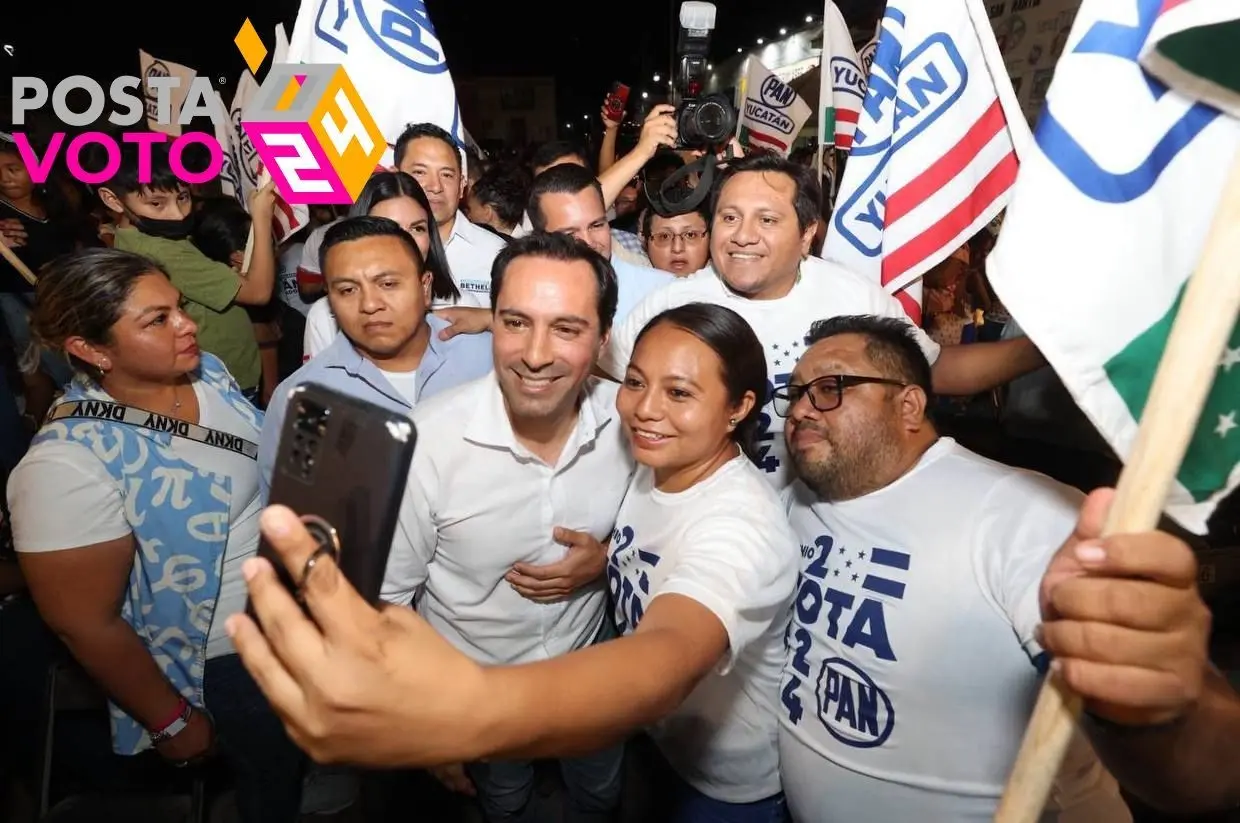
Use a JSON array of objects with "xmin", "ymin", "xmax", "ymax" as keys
[
  {"xmin": 653, "ymin": 73, "xmax": 661, "ymax": 82},
  {"xmin": 779, "ymin": 27, "xmax": 787, "ymax": 35},
  {"xmin": 805, "ymin": 15, "xmax": 813, "ymax": 22},
  {"xmin": 757, "ymin": 37, "xmax": 764, "ymax": 44},
  {"xmin": 707, "ymin": 63, "xmax": 713, "ymax": 70},
  {"xmin": 736, "ymin": 47, "xmax": 742, "ymax": 53},
  {"xmin": 641, "ymin": 91, "xmax": 649, "ymax": 99}
]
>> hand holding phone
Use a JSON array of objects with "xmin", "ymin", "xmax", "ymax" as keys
[
  {"xmin": 603, "ymin": 82, "xmax": 630, "ymax": 125},
  {"xmin": 253, "ymin": 383, "xmax": 416, "ymax": 613}
]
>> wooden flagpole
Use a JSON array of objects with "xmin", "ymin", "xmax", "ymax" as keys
[
  {"xmin": 0, "ymin": 240, "xmax": 37, "ymax": 287},
  {"xmin": 994, "ymin": 148, "xmax": 1240, "ymax": 822}
]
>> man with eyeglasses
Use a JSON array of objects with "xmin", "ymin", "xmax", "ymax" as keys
[
  {"xmin": 640, "ymin": 194, "xmax": 710, "ymax": 277},
  {"xmin": 772, "ymin": 314, "xmax": 1137, "ymax": 822}
]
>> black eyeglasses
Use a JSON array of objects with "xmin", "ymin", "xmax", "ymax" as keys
[{"xmin": 772, "ymin": 374, "xmax": 908, "ymax": 418}]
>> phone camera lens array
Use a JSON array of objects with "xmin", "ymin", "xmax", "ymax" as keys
[{"xmin": 289, "ymin": 400, "xmax": 330, "ymax": 481}]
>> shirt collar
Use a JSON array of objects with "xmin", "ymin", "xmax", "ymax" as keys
[
  {"xmin": 463, "ymin": 372, "xmax": 613, "ymax": 467},
  {"xmin": 318, "ymin": 319, "xmax": 447, "ymax": 408}
]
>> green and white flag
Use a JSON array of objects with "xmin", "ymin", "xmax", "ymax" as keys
[
  {"xmin": 988, "ymin": 0, "xmax": 1240, "ymax": 532},
  {"xmin": 1140, "ymin": 0, "xmax": 1240, "ymax": 117}
]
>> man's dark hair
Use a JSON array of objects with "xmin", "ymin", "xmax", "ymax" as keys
[
  {"xmin": 393, "ymin": 122, "xmax": 460, "ymax": 170},
  {"xmin": 529, "ymin": 140, "xmax": 590, "ymax": 173},
  {"xmin": 472, "ymin": 163, "xmax": 531, "ymax": 228},
  {"xmin": 641, "ymin": 183, "xmax": 711, "ymax": 237},
  {"xmin": 805, "ymin": 315, "xmax": 934, "ymax": 401},
  {"xmin": 490, "ymin": 232, "xmax": 618, "ymax": 334},
  {"xmin": 711, "ymin": 154, "xmax": 821, "ymax": 233},
  {"xmin": 319, "ymin": 215, "xmax": 425, "ymax": 274},
  {"xmin": 527, "ymin": 164, "xmax": 603, "ymax": 232},
  {"xmin": 90, "ymin": 139, "xmax": 182, "ymax": 199}
]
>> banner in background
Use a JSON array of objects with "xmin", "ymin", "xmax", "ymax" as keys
[{"xmin": 986, "ymin": 0, "xmax": 1081, "ymax": 126}]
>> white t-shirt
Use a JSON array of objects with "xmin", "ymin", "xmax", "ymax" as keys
[
  {"xmin": 609, "ymin": 456, "xmax": 798, "ymax": 803},
  {"xmin": 598, "ymin": 258, "xmax": 942, "ymax": 490},
  {"xmin": 277, "ymin": 241, "xmax": 313, "ymax": 316},
  {"xmin": 7, "ymin": 381, "xmax": 263, "ymax": 660},
  {"xmin": 777, "ymin": 438, "xmax": 1128, "ymax": 823},
  {"xmin": 378, "ymin": 368, "xmax": 418, "ymax": 406}
]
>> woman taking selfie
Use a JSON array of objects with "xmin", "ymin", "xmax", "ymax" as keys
[
  {"xmin": 302, "ymin": 171, "xmax": 467, "ymax": 358},
  {"xmin": 230, "ymin": 302, "xmax": 800, "ymax": 822},
  {"xmin": 6, "ymin": 248, "xmax": 303, "ymax": 823}
]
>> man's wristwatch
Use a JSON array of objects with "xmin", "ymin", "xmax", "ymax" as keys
[{"xmin": 149, "ymin": 698, "xmax": 193, "ymax": 744}]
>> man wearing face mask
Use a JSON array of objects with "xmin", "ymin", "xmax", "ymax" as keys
[{"xmin": 104, "ymin": 142, "xmax": 277, "ymax": 401}]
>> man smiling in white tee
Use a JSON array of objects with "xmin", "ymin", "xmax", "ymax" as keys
[{"xmin": 598, "ymin": 154, "xmax": 1046, "ymax": 490}]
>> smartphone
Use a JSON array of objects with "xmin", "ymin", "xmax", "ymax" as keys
[
  {"xmin": 256, "ymin": 383, "xmax": 416, "ymax": 608},
  {"xmin": 605, "ymin": 82, "xmax": 630, "ymax": 121}
]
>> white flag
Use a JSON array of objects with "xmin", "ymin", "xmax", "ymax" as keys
[
  {"xmin": 823, "ymin": 0, "xmax": 1028, "ymax": 322},
  {"xmin": 138, "ymin": 51, "xmax": 197, "ymax": 137},
  {"xmin": 738, "ymin": 59, "xmax": 814, "ymax": 156},
  {"xmin": 287, "ymin": 0, "xmax": 465, "ymax": 165},
  {"xmin": 213, "ymin": 91, "xmax": 241, "ymax": 200},
  {"xmin": 228, "ymin": 69, "xmax": 263, "ymax": 202},
  {"xmin": 988, "ymin": 0, "xmax": 1240, "ymax": 532},
  {"xmin": 818, "ymin": 1, "xmax": 865, "ymax": 150}
]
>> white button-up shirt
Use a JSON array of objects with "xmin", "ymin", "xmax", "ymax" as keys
[
  {"xmin": 382, "ymin": 373, "xmax": 635, "ymax": 665},
  {"xmin": 444, "ymin": 212, "xmax": 506, "ymax": 308}
]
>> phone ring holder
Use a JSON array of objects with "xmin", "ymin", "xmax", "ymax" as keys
[{"xmin": 298, "ymin": 514, "xmax": 341, "ymax": 595}]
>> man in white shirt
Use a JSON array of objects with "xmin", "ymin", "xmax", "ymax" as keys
[
  {"xmin": 775, "ymin": 314, "xmax": 1129, "ymax": 822},
  {"xmin": 598, "ymin": 153, "xmax": 1046, "ymax": 490},
  {"xmin": 526, "ymin": 163, "xmax": 672, "ymax": 326},
  {"xmin": 392, "ymin": 122, "xmax": 503, "ymax": 306},
  {"xmin": 382, "ymin": 232, "xmax": 632, "ymax": 822}
]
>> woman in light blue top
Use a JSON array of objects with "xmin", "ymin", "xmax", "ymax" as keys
[{"xmin": 6, "ymin": 248, "xmax": 303, "ymax": 822}]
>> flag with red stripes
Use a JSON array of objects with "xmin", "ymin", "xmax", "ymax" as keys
[
  {"xmin": 1140, "ymin": 0, "xmax": 1240, "ymax": 117},
  {"xmin": 819, "ymin": 0, "xmax": 865, "ymax": 149},
  {"xmin": 823, "ymin": 0, "xmax": 1028, "ymax": 323},
  {"xmin": 739, "ymin": 125, "xmax": 791, "ymax": 154}
]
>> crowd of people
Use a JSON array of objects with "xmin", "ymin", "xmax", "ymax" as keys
[{"xmin": 0, "ymin": 98, "xmax": 1236, "ymax": 823}]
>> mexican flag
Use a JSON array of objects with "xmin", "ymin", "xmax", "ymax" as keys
[
  {"xmin": 988, "ymin": 0, "xmax": 1240, "ymax": 532},
  {"xmin": 818, "ymin": 0, "xmax": 865, "ymax": 149},
  {"xmin": 1140, "ymin": 0, "xmax": 1240, "ymax": 117}
]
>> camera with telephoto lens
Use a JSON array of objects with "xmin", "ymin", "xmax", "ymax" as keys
[{"xmin": 673, "ymin": 2, "xmax": 735, "ymax": 149}]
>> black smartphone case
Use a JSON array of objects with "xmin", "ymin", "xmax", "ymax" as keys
[{"xmin": 258, "ymin": 382, "xmax": 416, "ymax": 606}]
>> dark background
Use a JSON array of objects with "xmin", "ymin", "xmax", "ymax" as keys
[{"xmin": 0, "ymin": 0, "xmax": 881, "ymax": 140}]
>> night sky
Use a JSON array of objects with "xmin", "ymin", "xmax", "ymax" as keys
[{"xmin": 1, "ymin": 0, "xmax": 880, "ymax": 141}]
